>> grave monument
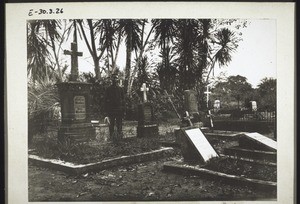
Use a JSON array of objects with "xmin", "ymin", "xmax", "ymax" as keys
[
  {"xmin": 177, "ymin": 127, "xmax": 219, "ymax": 163},
  {"xmin": 137, "ymin": 83, "xmax": 159, "ymax": 137},
  {"xmin": 177, "ymin": 90, "xmax": 218, "ymax": 163},
  {"xmin": 251, "ymin": 101, "xmax": 258, "ymax": 112},
  {"xmin": 183, "ymin": 90, "xmax": 201, "ymax": 127},
  {"xmin": 214, "ymin": 99, "xmax": 220, "ymax": 112},
  {"xmin": 239, "ymin": 132, "xmax": 277, "ymax": 152},
  {"xmin": 57, "ymin": 23, "xmax": 95, "ymax": 142}
]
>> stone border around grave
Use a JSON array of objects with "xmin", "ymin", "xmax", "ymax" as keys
[
  {"xmin": 224, "ymin": 147, "xmax": 277, "ymax": 162},
  {"xmin": 29, "ymin": 147, "xmax": 174, "ymax": 175},
  {"xmin": 204, "ymin": 131, "xmax": 245, "ymax": 139},
  {"xmin": 219, "ymin": 154, "xmax": 277, "ymax": 166},
  {"xmin": 163, "ymin": 162, "xmax": 276, "ymax": 188}
]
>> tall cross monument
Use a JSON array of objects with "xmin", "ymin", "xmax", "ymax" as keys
[
  {"xmin": 64, "ymin": 22, "xmax": 82, "ymax": 81},
  {"xmin": 57, "ymin": 21, "xmax": 95, "ymax": 143}
]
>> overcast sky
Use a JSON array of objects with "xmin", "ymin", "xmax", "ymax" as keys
[
  {"xmin": 213, "ymin": 19, "xmax": 276, "ymax": 88},
  {"xmin": 67, "ymin": 19, "xmax": 276, "ymax": 88}
]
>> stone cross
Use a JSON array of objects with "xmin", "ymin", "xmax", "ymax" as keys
[
  {"xmin": 204, "ymin": 85, "xmax": 211, "ymax": 108},
  {"xmin": 64, "ymin": 23, "xmax": 83, "ymax": 81},
  {"xmin": 140, "ymin": 83, "xmax": 149, "ymax": 103}
]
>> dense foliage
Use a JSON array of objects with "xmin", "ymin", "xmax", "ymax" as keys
[
  {"xmin": 211, "ymin": 76, "xmax": 276, "ymax": 112},
  {"xmin": 27, "ymin": 18, "xmax": 253, "ymax": 139}
]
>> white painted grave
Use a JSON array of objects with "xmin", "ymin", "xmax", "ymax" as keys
[{"xmin": 185, "ymin": 128, "xmax": 219, "ymax": 162}]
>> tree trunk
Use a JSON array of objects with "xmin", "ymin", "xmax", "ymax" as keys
[
  {"xmin": 124, "ymin": 40, "xmax": 132, "ymax": 95},
  {"xmin": 93, "ymin": 56, "xmax": 100, "ymax": 80}
]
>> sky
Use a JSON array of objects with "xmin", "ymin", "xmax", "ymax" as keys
[
  {"xmin": 212, "ymin": 19, "xmax": 276, "ymax": 88},
  {"xmin": 65, "ymin": 19, "xmax": 276, "ymax": 89}
]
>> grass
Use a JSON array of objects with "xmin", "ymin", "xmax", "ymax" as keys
[
  {"xmin": 29, "ymin": 120, "xmax": 181, "ymax": 164},
  {"xmin": 204, "ymin": 157, "xmax": 277, "ymax": 182}
]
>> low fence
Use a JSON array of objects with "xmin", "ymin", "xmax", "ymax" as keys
[
  {"xmin": 214, "ymin": 111, "xmax": 276, "ymax": 122},
  {"xmin": 212, "ymin": 120, "xmax": 275, "ymax": 134}
]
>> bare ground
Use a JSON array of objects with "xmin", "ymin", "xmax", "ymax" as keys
[
  {"xmin": 29, "ymin": 120, "xmax": 276, "ymax": 201},
  {"xmin": 29, "ymin": 157, "xmax": 276, "ymax": 201}
]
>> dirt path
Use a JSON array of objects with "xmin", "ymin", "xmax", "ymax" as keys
[{"xmin": 29, "ymin": 157, "xmax": 276, "ymax": 201}]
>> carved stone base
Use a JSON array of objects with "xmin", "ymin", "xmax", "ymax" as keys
[
  {"xmin": 58, "ymin": 123, "xmax": 96, "ymax": 143},
  {"xmin": 137, "ymin": 124, "xmax": 159, "ymax": 138}
]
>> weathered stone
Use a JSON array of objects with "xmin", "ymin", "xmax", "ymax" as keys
[
  {"xmin": 178, "ymin": 127, "xmax": 219, "ymax": 163},
  {"xmin": 239, "ymin": 132, "xmax": 277, "ymax": 152},
  {"xmin": 56, "ymin": 28, "xmax": 95, "ymax": 142},
  {"xmin": 184, "ymin": 90, "xmax": 198, "ymax": 115}
]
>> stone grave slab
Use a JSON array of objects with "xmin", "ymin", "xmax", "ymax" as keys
[
  {"xmin": 184, "ymin": 90, "xmax": 198, "ymax": 115},
  {"xmin": 179, "ymin": 127, "xmax": 219, "ymax": 163},
  {"xmin": 239, "ymin": 132, "xmax": 277, "ymax": 152}
]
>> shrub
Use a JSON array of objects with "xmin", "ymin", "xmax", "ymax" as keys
[{"xmin": 28, "ymin": 81, "xmax": 60, "ymax": 144}]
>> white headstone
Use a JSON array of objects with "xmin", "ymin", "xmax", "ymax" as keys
[
  {"xmin": 251, "ymin": 101, "xmax": 257, "ymax": 111},
  {"xmin": 185, "ymin": 128, "xmax": 219, "ymax": 162},
  {"xmin": 214, "ymin": 100, "xmax": 220, "ymax": 110}
]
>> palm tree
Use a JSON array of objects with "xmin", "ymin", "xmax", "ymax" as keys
[
  {"xmin": 156, "ymin": 46, "xmax": 177, "ymax": 92},
  {"xmin": 117, "ymin": 19, "xmax": 142, "ymax": 94},
  {"xmin": 41, "ymin": 20, "xmax": 64, "ymax": 82},
  {"xmin": 95, "ymin": 19, "xmax": 122, "ymax": 75},
  {"xmin": 128, "ymin": 19, "xmax": 157, "ymax": 96},
  {"xmin": 205, "ymin": 24, "xmax": 240, "ymax": 83},
  {"xmin": 174, "ymin": 19, "xmax": 200, "ymax": 91},
  {"xmin": 152, "ymin": 19, "xmax": 177, "ymax": 92},
  {"xmin": 27, "ymin": 20, "xmax": 62, "ymax": 83}
]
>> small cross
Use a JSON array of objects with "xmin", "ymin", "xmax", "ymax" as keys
[
  {"xmin": 204, "ymin": 85, "xmax": 211, "ymax": 108},
  {"xmin": 182, "ymin": 111, "xmax": 193, "ymax": 126},
  {"xmin": 140, "ymin": 83, "xmax": 149, "ymax": 103}
]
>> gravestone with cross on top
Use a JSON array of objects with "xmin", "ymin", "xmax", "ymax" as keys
[
  {"xmin": 56, "ymin": 21, "xmax": 95, "ymax": 142},
  {"xmin": 137, "ymin": 83, "xmax": 159, "ymax": 138}
]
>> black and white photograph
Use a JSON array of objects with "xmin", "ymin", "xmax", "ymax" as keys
[{"xmin": 5, "ymin": 2, "xmax": 295, "ymax": 203}]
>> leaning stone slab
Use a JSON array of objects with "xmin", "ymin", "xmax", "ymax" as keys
[
  {"xmin": 29, "ymin": 147, "xmax": 174, "ymax": 175},
  {"xmin": 239, "ymin": 132, "xmax": 277, "ymax": 152},
  {"xmin": 163, "ymin": 162, "xmax": 276, "ymax": 188},
  {"xmin": 178, "ymin": 127, "xmax": 219, "ymax": 163}
]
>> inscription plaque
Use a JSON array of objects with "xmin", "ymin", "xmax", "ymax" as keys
[
  {"xmin": 74, "ymin": 96, "xmax": 86, "ymax": 120},
  {"xmin": 180, "ymin": 128, "xmax": 219, "ymax": 162},
  {"xmin": 143, "ymin": 105, "xmax": 152, "ymax": 121},
  {"xmin": 185, "ymin": 128, "xmax": 219, "ymax": 162}
]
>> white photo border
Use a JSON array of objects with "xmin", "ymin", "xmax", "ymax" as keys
[{"xmin": 5, "ymin": 2, "xmax": 295, "ymax": 204}]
